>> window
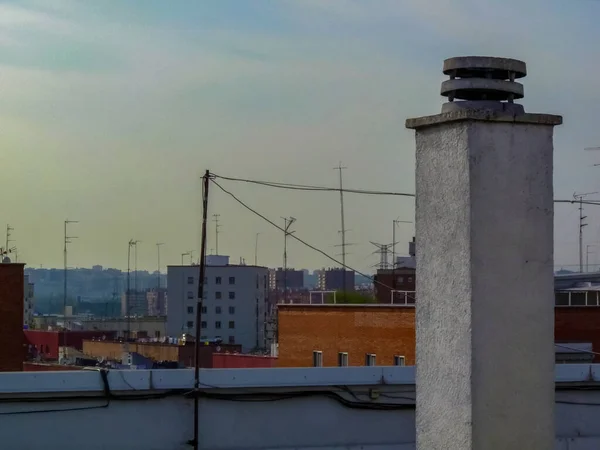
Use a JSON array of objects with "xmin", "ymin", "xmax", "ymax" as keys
[
  {"xmin": 187, "ymin": 321, "xmax": 194, "ymax": 328},
  {"xmin": 155, "ymin": 330, "xmax": 161, "ymax": 338},
  {"xmin": 365, "ymin": 353, "xmax": 376, "ymax": 366},
  {"xmin": 394, "ymin": 355, "xmax": 406, "ymax": 366},
  {"xmin": 215, "ymin": 321, "xmax": 222, "ymax": 329},
  {"xmin": 187, "ymin": 306, "xmax": 194, "ymax": 314},
  {"xmin": 215, "ymin": 291, "xmax": 222, "ymax": 300},
  {"xmin": 338, "ymin": 352, "xmax": 349, "ymax": 367},
  {"xmin": 201, "ymin": 306, "xmax": 207, "ymax": 314},
  {"xmin": 201, "ymin": 321, "xmax": 207, "ymax": 329},
  {"xmin": 187, "ymin": 291, "xmax": 194, "ymax": 299},
  {"xmin": 408, "ymin": 277, "xmax": 414, "ymax": 283},
  {"xmin": 313, "ymin": 351, "xmax": 323, "ymax": 367},
  {"xmin": 397, "ymin": 276, "xmax": 404, "ymax": 283},
  {"xmin": 229, "ymin": 276, "xmax": 235, "ymax": 285},
  {"xmin": 187, "ymin": 277, "xmax": 194, "ymax": 284},
  {"xmin": 204, "ymin": 277, "xmax": 208, "ymax": 284},
  {"xmin": 228, "ymin": 321, "xmax": 235, "ymax": 329},
  {"xmin": 229, "ymin": 291, "xmax": 235, "ymax": 300},
  {"xmin": 216, "ymin": 276, "xmax": 222, "ymax": 285},
  {"xmin": 229, "ymin": 306, "xmax": 235, "ymax": 314},
  {"xmin": 228, "ymin": 336, "xmax": 235, "ymax": 344},
  {"xmin": 215, "ymin": 306, "xmax": 222, "ymax": 314}
]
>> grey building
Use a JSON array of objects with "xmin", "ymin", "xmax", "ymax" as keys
[{"xmin": 167, "ymin": 258, "xmax": 268, "ymax": 352}]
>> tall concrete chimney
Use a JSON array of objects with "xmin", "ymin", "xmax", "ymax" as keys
[{"xmin": 406, "ymin": 57, "xmax": 562, "ymax": 449}]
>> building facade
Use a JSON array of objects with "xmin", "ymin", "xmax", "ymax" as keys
[
  {"xmin": 146, "ymin": 288, "xmax": 167, "ymax": 316},
  {"xmin": 167, "ymin": 261, "xmax": 269, "ymax": 352},
  {"xmin": 23, "ymin": 275, "xmax": 34, "ymax": 328},
  {"xmin": 121, "ymin": 290, "xmax": 148, "ymax": 316},
  {"xmin": 277, "ymin": 304, "xmax": 416, "ymax": 367},
  {"xmin": 0, "ymin": 262, "xmax": 25, "ymax": 371},
  {"xmin": 268, "ymin": 268, "xmax": 304, "ymax": 290},
  {"xmin": 316, "ymin": 268, "xmax": 355, "ymax": 291}
]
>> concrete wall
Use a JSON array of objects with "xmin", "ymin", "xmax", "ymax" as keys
[
  {"xmin": 0, "ymin": 263, "xmax": 25, "ymax": 371},
  {"xmin": 1, "ymin": 365, "xmax": 600, "ymax": 449},
  {"xmin": 278, "ymin": 304, "xmax": 415, "ymax": 367}
]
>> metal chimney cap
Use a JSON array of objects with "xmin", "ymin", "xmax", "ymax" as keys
[
  {"xmin": 443, "ymin": 56, "xmax": 526, "ymax": 80},
  {"xmin": 441, "ymin": 56, "xmax": 527, "ymax": 113}
]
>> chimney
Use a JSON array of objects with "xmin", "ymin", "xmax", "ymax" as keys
[{"xmin": 406, "ymin": 57, "xmax": 562, "ymax": 450}]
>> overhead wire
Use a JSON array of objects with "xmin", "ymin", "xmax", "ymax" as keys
[
  {"xmin": 210, "ymin": 178, "xmax": 401, "ymax": 293},
  {"xmin": 211, "ymin": 173, "xmax": 600, "ymax": 206},
  {"xmin": 211, "ymin": 173, "xmax": 416, "ymax": 197}
]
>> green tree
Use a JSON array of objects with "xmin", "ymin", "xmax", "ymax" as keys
[{"xmin": 325, "ymin": 291, "xmax": 376, "ymax": 304}]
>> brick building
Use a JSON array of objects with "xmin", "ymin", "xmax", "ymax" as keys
[
  {"xmin": 0, "ymin": 262, "xmax": 26, "ymax": 371},
  {"xmin": 278, "ymin": 299, "xmax": 600, "ymax": 367},
  {"xmin": 81, "ymin": 340, "xmax": 264, "ymax": 368},
  {"xmin": 24, "ymin": 330, "xmax": 116, "ymax": 361},
  {"xmin": 277, "ymin": 304, "xmax": 415, "ymax": 367},
  {"xmin": 373, "ymin": 268, "xmax": 416, "ymax": 304}
]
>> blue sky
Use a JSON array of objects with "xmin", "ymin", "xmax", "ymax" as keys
[{"xmin": 2, "ymin": 0, "xmax": 600, "ymax": 272}]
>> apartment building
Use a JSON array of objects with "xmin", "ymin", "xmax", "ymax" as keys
[{"xmin": 167, "ymin": 256, "xmax": 268, "ymax": 352}]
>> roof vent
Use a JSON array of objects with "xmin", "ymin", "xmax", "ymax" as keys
[{"xmin": 441, "ymin": 56, "xmax": 526, "ymax": 114}]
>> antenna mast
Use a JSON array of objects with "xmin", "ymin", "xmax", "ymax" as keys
[{"xmin": 213, "ymin": 214, "xmax": 221, "ymax": 255}]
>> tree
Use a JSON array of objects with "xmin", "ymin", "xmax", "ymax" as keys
[{"xmin": 325, "ymin": 291, "xmax": 376, "ymax": 304}]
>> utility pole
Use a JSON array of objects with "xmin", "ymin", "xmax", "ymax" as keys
[
  {"xmin": 282, "ymin": 217, "xmax": 296, "ymax": 304},
  {"xmin": 574, "ymin": 192, "xmax": 597, "ymax": 272},
  {"xmin": 192, "ymin": 170, "xmax": 211, "ymax": 450},
  {"xmin": 255, "ymin": 232, "xmax": 261, "ymax": 266},
  {"xmin": 156, "ymin": 243, "xmax": 164, "ymax": 289},
  {"xmin": 213, "ymin": 214, "xmax": 221, "ymax": 255},
  {"xmin": 334, "ymin": 163, "xmax": 349, "ymax": 294},
  {"xmin": 392, "ymin": 218, "xmax": 412, "ymax": 269}
]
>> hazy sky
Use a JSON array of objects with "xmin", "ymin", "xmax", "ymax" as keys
[{"xmin": 2, "ymin": 0, "xmax": 600, "ymax": 274}]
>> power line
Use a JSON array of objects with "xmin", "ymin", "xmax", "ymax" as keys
[
  {"xmin": 210, "ymin": 173, "xmax": 415, "ymax": 197},
  {"xmin": 210, "ymin": 179, "xmax": 398, "ymax": 292},
  {"xmin": 211, "ymin": 173, "xmax": 600, "ymax": 206}
]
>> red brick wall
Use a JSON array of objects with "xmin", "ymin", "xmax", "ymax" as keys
[
  {"xmin": 555, "ymin": 307, "xmax": 600, "ymax": 362},
  {"xmin": 0, "ymin": 263, "xmax": 25, "ymax": 371},
  {"xmin": 212, "ymin": 353, "xmax": 277, "ymax": 368},
  {"xmin": 23, "ymin": 362, "xmax": 83, "ymax": 372},
  {"xmin": 277, "ymin": 305, "xmax": 415, "ymax": 367}
]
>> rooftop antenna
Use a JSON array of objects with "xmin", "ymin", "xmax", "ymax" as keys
[
  {"xmin": 181, "ymin": 251, "xmax": 190, "ymax": 265},
  {"xmin": 126, "ymin": 239, "xmax": 140, "ymax": 340},
  {"xmin": 573, "ymin": 192, "xmax": 597, "ymax": 272},
  {"xmin": 282, "ymin": 216, "xmax": 296, "ymax": 303},
  {"xmin": 156, "ymin": 243, "xmax": 164, "ymax": 290},
  {"xmin": 63, "ymin": 219, "xmax": 78, "ymax": 356},
  {"xmin": 5, "ymin": 224, "xmax": 14, "ymax": 259},
  {"xmin": 213, "ymin": 214, "xmax": 221, "ymax": 255},
  {"xmin": 189, "ymin": 249, "xmax": 195, "ymax": 265},
  {"xmin": 392, "ymin": 219, "xmax": 412, "ymax": 268},
  {"xmin": 334, "ymin": 163, "xmax": 350, "ymax": 294}
]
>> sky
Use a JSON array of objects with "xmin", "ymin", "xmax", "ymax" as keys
[{"xmin": 2, "ymin": 0, "xmax": 600, "ymax": 274}]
